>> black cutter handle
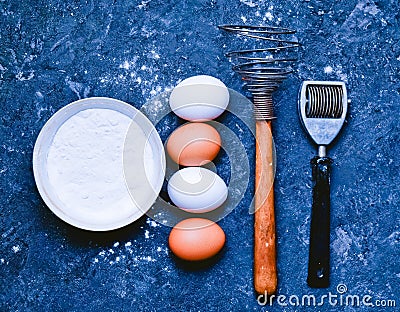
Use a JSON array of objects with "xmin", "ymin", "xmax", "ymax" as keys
[{"xmin": 307, "ymin": 156, "xmax": 333, "ymax": 288}]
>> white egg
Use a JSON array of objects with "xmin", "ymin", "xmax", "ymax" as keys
[
  {"xmin": 169, "ymin": 75, "xmax": 230, "ymax": 121},
  {"xmin": 167, "ymin": 167, "xmax": 228, "ymax": 213}
]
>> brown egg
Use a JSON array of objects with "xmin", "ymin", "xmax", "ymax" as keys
[
  {"xmin": 166, "ymin": 123, "xmax": 221, "ymax": 166},
  {"xmin": 168, "ymin": 218, "xmax": 226, "ymax": 261}
]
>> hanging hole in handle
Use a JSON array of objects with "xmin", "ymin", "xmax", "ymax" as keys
[{"xmin": 317, "ymin": 267, "xmax": 325, "ymax": 279}]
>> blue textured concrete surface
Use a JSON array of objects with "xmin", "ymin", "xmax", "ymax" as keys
[{"xmin": 1, "ymin": 0, "xmax": 399, "ymax": 311}]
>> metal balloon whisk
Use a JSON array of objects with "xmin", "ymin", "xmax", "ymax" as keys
[
  {"xmin": 219, "ymin": 24, "xmax": 299, "ymax": 295},
  {"xmin": 219, "ymin": 25, "xmax": 299, "ymax": 120}
]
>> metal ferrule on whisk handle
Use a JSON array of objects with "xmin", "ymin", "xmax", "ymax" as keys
[{"xmin": 253, "ymin": 93, "xmax": 274, "ymax": 121}]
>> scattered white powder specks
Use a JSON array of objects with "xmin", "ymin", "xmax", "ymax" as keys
[
  {"xmin": 94, "ymin": 237, "xmax": 168, "ymax": 266},
  {"xmin": 332, "ymin": 227, "xmax": 353, "ymax": 260},
  {"xmin": 12, "ymin": 245, "xmax": 20, "ymax": 253},
  {"xmin": 0, "ymin": 259, "xmax": 5, "ymax": 264},
  {"xmin": 118, "ymin": 57, "xmax": 138, "ymax": 70},
  {"xmin": 240, "ymin": 0, "xmax": 257, "ymax": 8},
  {"xmin": 240, "ymin": 16, "xmax": 247, "ymax": 23},
  {"xmin": 119, "ymin": 60, "xmax": 131, "ymax": 70},
  {"xmin": 324, "ymin": 66, "xmax": 333, "ymax": 74},
  {"xmin": 15, "ymin": 71, "xmax": 35, "ymax": 81},
  {"xmin": 323, "ymin": 65, "xmax": 348, "ymax": 82},
  {"xmin": 150, "ymin": 50, "xmax": 160, "ymax": 59},
  {"xmin": 144, "ymin": 256, "xmax": 155, "ymax": 262},
  {"xmin": 113, "ymin": 242, "xmax": 120, "ymax": 248},
  {"xmin": 335, "ymin": 65, "xmax": 348, "ymax": 82},
  {"xmin": 265, "ymin": 12, "xmax": 273, "ymax": 21},
  {"xmin": 338, "ymin": 73, "xmax": 348, "ymax": 82},
  {"xmin": 137, "ymin": 0, "xmax": 151, "ymax": 9},
  {"xmin": 146, "ymin": 218, "xmax": 159, "ymax": 227}
]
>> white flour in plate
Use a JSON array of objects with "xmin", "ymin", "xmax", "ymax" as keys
[{"xmin": 46, "ymin": 108, "xmax": 153, "ymax": 225}]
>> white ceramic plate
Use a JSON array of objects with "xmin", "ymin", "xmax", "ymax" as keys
[{"xmin": 33, "ymin": 97, "xmax": 165, "ymax": 231}]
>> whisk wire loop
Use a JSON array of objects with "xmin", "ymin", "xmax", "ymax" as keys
[{"xmin": 220, "ymin": 24, "xmax": 299, "ymax": 120}]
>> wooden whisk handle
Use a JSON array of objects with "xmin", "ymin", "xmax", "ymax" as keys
[{"xmin": 254, "ymin": 120, "xmax": 277, "ymax": 295}]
